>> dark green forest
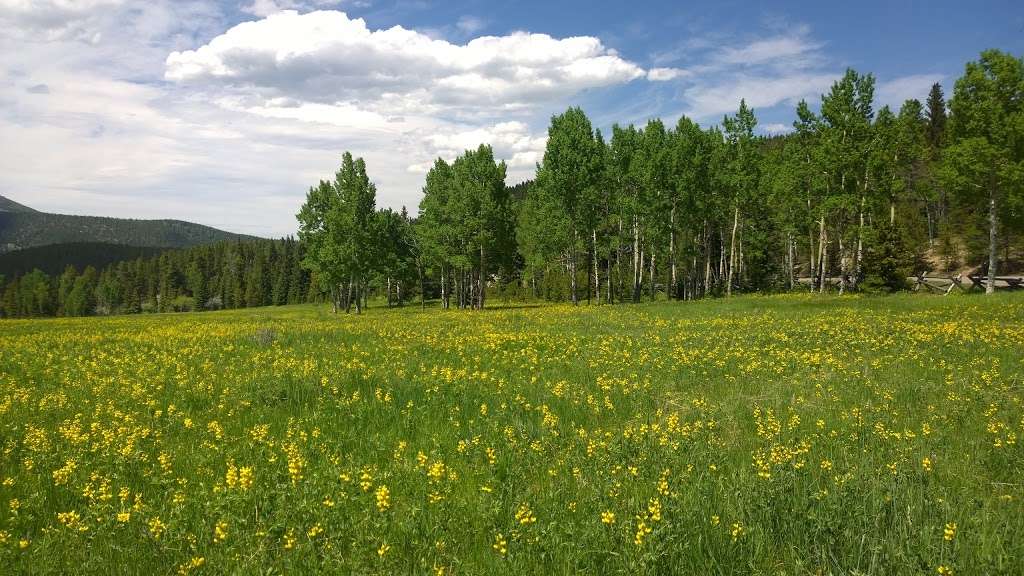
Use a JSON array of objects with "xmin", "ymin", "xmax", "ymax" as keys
[
  {"xmin": 0, "ymin": 243, "xmax": 167, "ymax": 277},
  {"xmin": 1, "ymin": 239, "xmax": 312, "ymax": 318},
  {"xmin": 2, "ymin": 49, "xmax": 1022, "ymax": 318}
]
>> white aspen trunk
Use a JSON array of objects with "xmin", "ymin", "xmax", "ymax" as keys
[
  {"xmin": 441, "ymin": 264, "xmax": 448, "ymax": 310},
  {"xmin": 570, "ymin": 229, "xmax": 578, "ymax": 305},
  {"xmin": 691, "ymin": 254, "xmax": 697, "ymax": 300},
  {"xmin": 703, "ymin": 221, "xmax": 711, "ymax": 297},
  {"xmin": 817, "ymin": 214, "xmax": 827, "ymax": 294},
  {"xmin": 809, "ymin": 227, "xmax": 816, "ymax": 290},
  {"xmin": 987, "ymin": 192, "xmax": 998, "ymax": 295},
  {"xmin": 856, "ymin": 193, "xmax": 865, "ymax": 282},
  {"xmin": 727, "ymin": 206, "xmax": 739, "ymax": 297},
  {"xmin": 345, "ymin": 276, "xmax": 354, "ymax": 313},
  {"xmin": 592, "ymin": 229, "xmax": 600, "ymax": 305},
  {"xmin": 632, "ymin": 216, "xmax": 640, "ymax": 303},
  {"xmin": 838, "ymin": 234, "xmax": 846, "ymax": 295},
  {"xmin": 819, "ymin": 230, "xmax": 829, "ymax": 294},
  {"xmin": 649, "ymin": 250, "xmax": 656, "ymax": 302},
  {"xmin": 669, "ymin": 204, "xmax": 677, "ymax": 300},
  {"xmin": 638, "ymin": 248, "xmax": 645, "ymax": 303},
  {"xmin": 787, "ymin": 232, "xmax": 795, "ymax": 290},
  {"xmin": 354, "ymin": 276, "xmax": 362, "ymax": 314},
  {"xmin": 479, "ymin": 243, "xmax": 486, "ymax": 309}
]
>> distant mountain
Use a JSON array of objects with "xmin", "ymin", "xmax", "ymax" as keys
[
  {"xmin": 0, "ymin": 195, "xmax": 258, "ymax": 254},
  {"xmin": 0, "ymin": 195, "xmax": 38, "ymax": 213}
]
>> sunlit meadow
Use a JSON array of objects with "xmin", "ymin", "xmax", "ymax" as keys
[{"xmin": 1, "ymin": 294, "xmax": 1022, "ymax": 575}]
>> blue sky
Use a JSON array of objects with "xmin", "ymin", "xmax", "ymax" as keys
[{"xmin": 1, "ymin": 0, "xmax": 1021, "ymax": 237}]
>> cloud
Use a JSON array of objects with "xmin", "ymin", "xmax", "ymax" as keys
[
  {"xmin": 455, "ymin": 15, "xmax": 485, "ymax": 35},
  {"xmin": 712, "ymin": 28, "xmax": 822, "ymax": 68},
  {"xmin": 240, "ymin": 0, "xmax": 359, "ymax": 18},
  {"xmin": 26, "ymin": 83, "xmax": 49, "ymax": 93},
  {"xmin": 425, "ymin": 121, "xmax": 546, "ymax": 171},
  {"xmin": 657, "ymin": 26, "xmax": 839, "ymax": 121},
  {"xmin": 403, "ymin": 121, "xmax": 545, "ymax": 185},
  {"xmin": 646, "ymin": 67, "xmax": 688, "ymax": 82},
  {"xmin": 875, "ymin": 73, "xmax": 944, "ymax": 110},
  {"xmin": 165, "ymin": 10, "xmax": 646, "ymax": 117},
  {"xmin": 683, "ymin": 72, "xmax": 837, "ymax": 120},
  {"xmin": 759, "ymin": 122, "xmax": 792, "ymax": 135},
  {"xmin": 0, "ymin": 0, "xmax": 125, "ymax": 42}
]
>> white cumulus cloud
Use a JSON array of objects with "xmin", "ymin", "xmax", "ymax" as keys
[{"xmin": 165, "ymin": 10, "xmax": 646, "ymax": 117}]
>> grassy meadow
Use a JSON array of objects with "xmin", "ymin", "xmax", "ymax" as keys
[{"xmin": 0, "ymin": 293, "xmax": 1022, "ymax": 575}]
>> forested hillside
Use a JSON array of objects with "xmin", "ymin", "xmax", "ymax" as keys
[
  {"xmin": 0, "ymin": 195, "xmax": 37, "ymax": 213},
  {"xmin": 0, "ymin": 238, "xmax": 312, "ymax": 318},
  {"xmin": 0, "ymin": 209, "xmax": 255, "ymax": 253}
]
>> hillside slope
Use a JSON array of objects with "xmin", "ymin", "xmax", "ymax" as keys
[
  {"xmin": 0, "ymin": 209, "xmax": 257, "ymax": 253},
  {"xmin": 0, "ymin": 194, "xmax": 38, "ymax": 213}
]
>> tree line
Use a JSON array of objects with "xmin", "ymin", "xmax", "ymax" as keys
[
  {"xmin": 2, "ymin": 50, "xmax": 1020, "ymax": 318},
  {"xmin": 0, "ymin": 238, "xmax": 313, "ymax": 318},
  {"xmin": 299, "ymin": 49, "xmax": 1023, "ymax": 312}
]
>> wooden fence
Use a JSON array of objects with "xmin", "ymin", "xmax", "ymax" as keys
[{"xmin": 796, "ymin": 274, "xmax": 1023, "ymax": 293}]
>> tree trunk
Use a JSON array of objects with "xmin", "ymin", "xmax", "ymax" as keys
[
  {"xmin": 638, "ymin": 248, "xmax": 645, "ymax": 303},
  {"xmin": 703, "ymin": 221, "xmax": 711, "ymax": 297},
  {"xmin": 817, "ymin": 213, "xmax": 826, "ymax": 293},
  {"xmin": 419, "ymin": 264, "xmax": 425, "ymax": 310},
  {"xmin": 386, "ymin": 277, "xmax": 392, "ymax": 308},
  {"xmin": 719, "ymin": 229, "xmax": 725, "ymax": 290},
  {"xmin": 592, "ymin": 229, "xmax": 600, "ymax": 305},
  {"xmin": 649, "ymin": 250, "xmax": 656, "ymax": 302},
  {"xmin": 808, "ymin": 225, "xmax": 816, "ymax": 291},
  {"xmin": 440, "ymin": 264, "xmax": 448, "ymax": 310},
  {"xmin": 607, "ymin": 255, "xmax": 613, "ymax": 305},
  {"xmin": 615, "ymin": 218, "xmax": 623, "ymax": 303},
  {"xmin": 727, "ymin": 206, "xmax": 739, "ymax": 297},
  {"xmin": 856, "ymin": 193, "xmax": 865, "ymax": 282},
  {"xmin": 838, "ymin": 234, "xmax": 846, "ymax": 295},
  {"xmin": 632, "ymin": 217, "xmax": 641, "ymax": 303},
  {"xmin": 987, "ymin": 192, "xmax": 998, "ymax": 295},
  {"xmin": 669, "ymin": 204, "xmax": 677, "ymax": 300},
  {"xmin": 819, "ymin": 224, "xmax": 828, "ymax": 294},
  {"xmin": 354, "ymin": 276, "xmax": 362, "ymax": 314},
  {"xmin": 787, "ymin": 232, "xmax": 795, "ymax": 290},
  {"xmin": 345, "ymin": 276, "xmax": 354, "ymax": 313},
  {"xmin": 479, "ymin": 243, "xmax": 486, "ymax": 309},
  {"xmin": 570, "ymin": 252, "xmax": 578, "ymax": 306}
]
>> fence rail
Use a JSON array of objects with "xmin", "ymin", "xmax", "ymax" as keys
[{"xmin": 795, "ymin": 274, "xmax": 1024, "ymax": 293}]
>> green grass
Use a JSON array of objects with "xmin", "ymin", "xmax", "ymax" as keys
[{"xmin": 0, "ymin": 293, "xmax": 1022, "ymax": 575}]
